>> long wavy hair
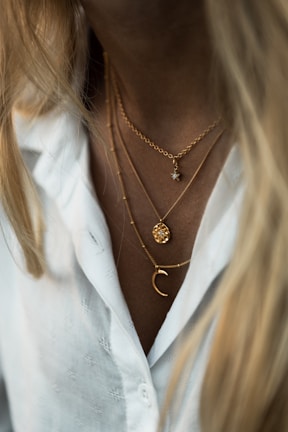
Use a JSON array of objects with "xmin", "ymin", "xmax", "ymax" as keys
[
  {"xmin": 1, "ymin": 0, "xmax": 288, "ymax": 430},
  {"xmin": 0, "ymin": 0, "xmax": 87, "ymax": 275}
]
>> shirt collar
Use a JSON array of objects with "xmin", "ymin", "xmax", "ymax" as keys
[
  {"xmin": 14, "ymin": 110, "xmax": 244, "ymax": 365},
  {"xmin": 14, "ymin": 109, "xmax": 141, "ymax": 353}
]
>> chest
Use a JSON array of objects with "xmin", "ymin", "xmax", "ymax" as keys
[{"xmin": 89, "ymin": 129, "xmax": 230, "ymax": 354}]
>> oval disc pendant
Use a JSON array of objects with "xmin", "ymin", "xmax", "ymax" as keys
[{"xmin": 152, "ymin": 222, "xmax": 171, "ymax": 244}]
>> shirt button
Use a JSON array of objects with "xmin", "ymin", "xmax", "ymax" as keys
[{"xmin": 138, "ymin": 383, "xmax": 152, "ymax": 407}]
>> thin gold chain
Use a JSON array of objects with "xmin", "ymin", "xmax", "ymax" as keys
[
  {"xmin": 114, "ymin": 101, "xmax": 224, "ymax": 223},
  {"xmin": 111, "ymin": 68, "xmax": 221, "ymax": 161},
  {"xmin": 105, "ymin": 54, "xmax": 190, "ymax": 271}
]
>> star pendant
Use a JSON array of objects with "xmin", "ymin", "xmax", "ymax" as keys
[{"xmin": 171, "ymin": 170, "xmax": 181, "ymax": 181}]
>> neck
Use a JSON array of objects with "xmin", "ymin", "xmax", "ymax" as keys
[{"xmin": 83, "ymin": 0, "xmax": 218, "ymax": 148}]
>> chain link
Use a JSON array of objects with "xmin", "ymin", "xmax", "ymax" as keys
[
  {"xmin": 112, "ymin": 71, "xmax": 221, "ymax": 161},
  {"xmin": 105, "ymin": 55, "xmax": 192, "ymax": 276}
]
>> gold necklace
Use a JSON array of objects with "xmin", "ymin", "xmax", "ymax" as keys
[
  {"xmin": 111, "ymin": 68, "xmax": 221, "ymax": 181},
  {"xmin": 113, "ymin": 89, "xmax": 224, "ymax": 245},
  {"xmin": 104, "ymin": 53, "xmax": 222, "ymax": 297},
  {"xmin": 105, "ymin": 61, "xmax": 190, "ymax": 297}
]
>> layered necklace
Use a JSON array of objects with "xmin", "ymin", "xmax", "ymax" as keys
[
  {"xmin": 111, "ymin": 70, "xmax": 221, "ymax": 182},
  {"xmin": 104, "ymin": 53, "xmax": 224, "ymax": 297}
]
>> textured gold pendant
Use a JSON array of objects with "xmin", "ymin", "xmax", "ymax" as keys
[{"xmin": 152, "ymin": 222, "xmax": 171, "ymax": 244}]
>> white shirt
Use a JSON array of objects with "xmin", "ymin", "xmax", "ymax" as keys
[{"xmin": 0, "ymin": 109, "xmax": 243, "ymax": 432}]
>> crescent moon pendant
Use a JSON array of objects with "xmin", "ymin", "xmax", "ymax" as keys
[{"xmin": 152, "ymin": 268, "xmax": 169, "ymax": 297}]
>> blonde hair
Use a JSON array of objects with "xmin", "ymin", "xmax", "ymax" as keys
[
  {"xmin": 161, "ymin": 1, "xmax": 288, "ymax": 431},
  {"xmin": 1, "ymin": 0, "xmax": 288, "ymax": 430},
  {"xmin": 0, "ymin": 0, "xmax": 87, "ymax": 275}
]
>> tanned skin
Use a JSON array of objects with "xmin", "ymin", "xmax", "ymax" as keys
[{"xmin": 81, "ymin": 0, "xmax": 231, "ymax": 354}]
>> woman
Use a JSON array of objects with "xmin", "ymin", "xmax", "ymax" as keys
[{"xmin": 1, "ymin": 0, "xmax": 288, "ymax": 431}]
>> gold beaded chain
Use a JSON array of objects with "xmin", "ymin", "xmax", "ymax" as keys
[
  {"xmin": 105, "ymin": 54, "xmax": 191, "ymax": 297},
  {"xmin": 111, "ymin": 67, "xmax": 221, "ymax": 181},
  {"xmin": 104, "ymin": 53, "xmax": 222, "ymax": 297}
]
